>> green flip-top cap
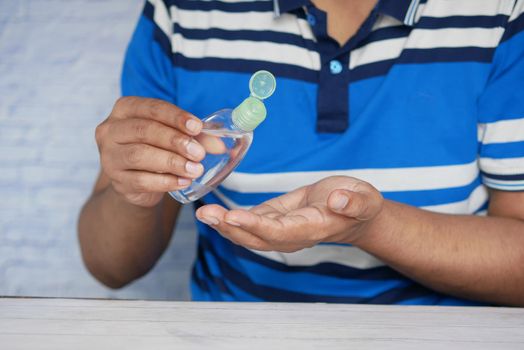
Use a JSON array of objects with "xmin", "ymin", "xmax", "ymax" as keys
[{"xmin": 232, "ymin": 70, "xmax": 276, "ymax": 132}]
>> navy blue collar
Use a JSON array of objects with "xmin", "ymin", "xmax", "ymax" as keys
[
  {"xmin": 273, "ymin": 0, "xmax": 421, "ymax": 26},
  {"xmin": 273, "ymin": 0, "xmax": 307, "ymax": 16}
]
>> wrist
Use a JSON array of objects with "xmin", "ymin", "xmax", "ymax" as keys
[
  {"xmin": 350, "ymin": 199, "xmax": 396, "ymax": 249},
  {"xmin": 104, "ymin": 184, "xmax": 163, "ymax": 218}
]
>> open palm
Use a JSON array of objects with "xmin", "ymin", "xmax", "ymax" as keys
[{"xmin": 196, "ymin": 176, "xmax": 383, "ymax": 252}]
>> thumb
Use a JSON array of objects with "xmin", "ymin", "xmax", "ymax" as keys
[{"xmin": 327, "ymin": 189, "xmax": 376, "ymax": 221}]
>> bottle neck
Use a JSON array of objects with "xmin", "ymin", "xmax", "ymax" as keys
[{"xmin": 232, "ymin": 97, "xmax": 266, "ymax": 132}]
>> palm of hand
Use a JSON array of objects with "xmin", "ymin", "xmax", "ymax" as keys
[
  {"xmin": 254, "ymin": 177, "xmax": 366, "ymax": 234},
  {"xmin": 196, "ymin": 176, "xmax": 383, "ymax": 252}
]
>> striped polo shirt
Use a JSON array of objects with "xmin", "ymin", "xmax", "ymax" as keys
[{"xmin": 122, "ymin": 0, "xmax": 524, "ymax": 304}]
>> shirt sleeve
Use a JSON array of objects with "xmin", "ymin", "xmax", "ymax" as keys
[
  {"xmin": 477, "ymin": 0, "xmax": 524, "ymax": 191},
  {"xmin": 121, "ymin": 0, "xmax": 176, "ymax": 103}
]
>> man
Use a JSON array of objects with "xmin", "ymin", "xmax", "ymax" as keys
[{"xmin": 78, "ymin": 0, "xmax": 524, "ymax": 305}]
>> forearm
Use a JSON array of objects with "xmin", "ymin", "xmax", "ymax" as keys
[
  {"xmin": 356, "ymin": 200, "xmax": 524, "ymax": 305},
  {"xmin": 78, "ymin": 185, "xmax": 180, "ymax": 288}
]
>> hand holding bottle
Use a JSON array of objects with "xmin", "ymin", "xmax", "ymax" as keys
[
  {"xmin": 169, "ymin": 70, "xmax": 276, "ymax": 203},
  {"xmin": 94, "ymin": 97, "xmax": 206, "ymax": 207}
]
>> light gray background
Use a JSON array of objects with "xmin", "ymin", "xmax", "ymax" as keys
[{"xmin": 0, "ymin": 0, "xmax": 197, "ymax": 300}]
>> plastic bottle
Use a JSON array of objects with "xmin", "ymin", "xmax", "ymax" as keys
[{"xmin": 169, "ymin": 70, "xmax": 276, "ymax": 204}]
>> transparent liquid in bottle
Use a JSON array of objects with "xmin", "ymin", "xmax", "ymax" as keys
[{"xmin": 168, "ymin": 109, "xmax": 253, "ymax": 204}]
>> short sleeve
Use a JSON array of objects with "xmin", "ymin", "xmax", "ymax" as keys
[
  {"xmin": 478, "ymin": 0, "xmax": 524, "ymax": 191},
  {"xmin": 121, "ymin": 0, "xmax": 176, "ymax": 103}
]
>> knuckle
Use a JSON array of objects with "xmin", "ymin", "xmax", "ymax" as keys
[
  {"xmin": 351, "ymin": 182, "xmax": 366, "ymax": 193},
  {"xmin": 94, "ymin": 122, "xmax": 108, "ymax": 146},
  {"xmin": 154, "ymin": 175, "xmax": 168, "ymax": 190},
  {"xmin": 131, "ymin": 174, "xmax": 149, "ymax": 192},
  {"xmin": 158, "ymin": 175, "xmax": 169, "ymax": 187},
  {"xmin": 352, "ymin": 199, "xmax": 367, "ymax": 215},
  {"xmin": 115, "ymin": 96, "xmax": 133, "ymax": 110},
  {"xmin": 166, "ymin": 153, "xmax": 180, "ymax": 170},
  {"xmin": 133, "ymin": 120, "xmax": 149, "ymax": 141},
  {"xmin": 172, "ymin": 133, "xmax": 188, "ymax": 150},
  {"xmin": 148, "ymin": 99, "xmax": 167, "ymax": 119},
  {"xmin": 126, "ymin": 145, "xmax": 144, "ymax": 166},
  {"xmin": 160, "ymin": 174, "xmax": 177, "ymax": 189}
]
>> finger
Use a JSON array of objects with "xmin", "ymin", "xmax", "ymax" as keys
[
  {"xmin": 223, "ymin": 209, "xmax": 285, "ymax": 242},
  {"xmin": 224, "ymin": 209, "xmax": 318, "ymax": 252},
  {"xmin": 195, "ymin": 133, "xmax": 227, "ymax": 155},
  {"xmin": 327, "ymin": 189, "xmax": 380, "ymax": 221},
  {"xmin": 114, "ymin": 170, "xmax": 191, "ymax": 193},
  {"xmin": 111, "ymin": 118, "xmax": 205, "ymax": 162},
  {"xmin": 250, "ymin": 186, "xmax": 308, "ymax": 215},
  {"xmin": 112, "ymin": 97, "xmax": 203, "ymax": 136},
  {"xmin": 115, "ymin": 144, "xmax": 204, "ymax": 179},
  {"xmin": 249, "ymin": 202, "xmax": 282, "ymax": 216},
  {"xmin": 216, "ymin": 224, "xmax": 273, "ymax": 251},
  {"xmin": 195, "ymin": 204, "xmax": 228, "ymax": 225},
  {"xmin": 195, "ymin": 205, "xmax": 272, "ymax": 251}
]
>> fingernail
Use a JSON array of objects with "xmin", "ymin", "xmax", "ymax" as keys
[
  {"xmin": 186, "ymin": 141, "xmax": 204, "ymax": 159},
  {"xmin": 186, "ymin": 119, "xmax": 201, "ymax": 134},
  {"xmin": 225, "ymin": 219, "xmax": 241, "ymax": 227},
  {"xmin": 199, "ymin": 216, "xmax": 219, "ymax": 226},
  {"xmin": 331, "ymin": 194, "xmax": 349, "ymax": 211},
  {"xmin": 185, "ymin": 161, "xmax": 203, "ymax": 176},
  {"xmin": 178, "ymin": 177, "xmax": 191, "ymax": 186}
]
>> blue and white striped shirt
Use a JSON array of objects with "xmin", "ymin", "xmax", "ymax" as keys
[{"xmin": 122, "ymin": 0, "xmax": 524, "ymax": 304}]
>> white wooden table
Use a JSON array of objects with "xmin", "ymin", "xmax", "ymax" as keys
[{"xmin": 1, "ymin": 298, "xmax": 523, "ymax": 349}]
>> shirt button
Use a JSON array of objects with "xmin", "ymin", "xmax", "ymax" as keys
[
  {"xmin": 329, "ymin": 60, "xmax": 343, "ymax": 74},
  {"xmin": 307, "ymin": 13, "xmax": 317, "ymax": 26}
]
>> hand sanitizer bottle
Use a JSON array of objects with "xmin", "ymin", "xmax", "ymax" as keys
[{"xmin": 169, "ymin": 70, "xmax": 276, "ymax": 204}]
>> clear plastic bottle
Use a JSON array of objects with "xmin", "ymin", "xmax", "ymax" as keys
[{"xmin": 169, "ymin": 70, "xmax": 276, "ymax": 204}]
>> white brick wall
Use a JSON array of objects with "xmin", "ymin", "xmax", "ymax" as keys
[{"xmin": 0, "ymin": 0, "xmax": 196, "ymax": 300}]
